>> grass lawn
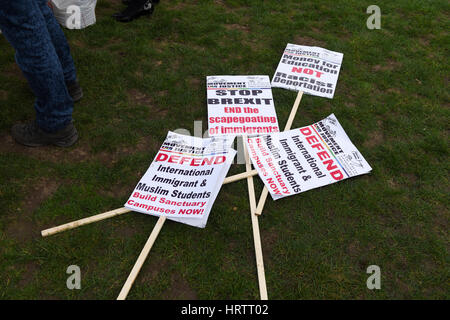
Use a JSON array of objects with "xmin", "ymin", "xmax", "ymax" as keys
[{"xmin": 0, "ymin": 0, "xmax": 448, "ymax": 299}]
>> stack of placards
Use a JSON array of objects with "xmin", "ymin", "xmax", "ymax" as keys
[{"xmin": 41, "ymin": 42, "xmax": 373, "ymax": 301}]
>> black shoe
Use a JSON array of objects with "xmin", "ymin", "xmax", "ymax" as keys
[
  {"xmin": 122, "ymin": 0, "xmax": 159, "ymax": 5},
  {"xmin": 66, "ymin": 79, "xmax": 83, "ymax": 102},
  {"xmin": 113, "ymin": 1, "xmax": 156, "ymax": 19},
  {"xmin": 113, "ymin": 0, "xmax": 154, "ymax": 22},
  {"xmin": 11, "ymin": 121, "xmax": 78, "ymax": 147}
]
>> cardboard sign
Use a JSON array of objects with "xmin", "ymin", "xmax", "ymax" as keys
[
  {"xmin": 207, "ymin": 75, "xmax": 280, "ymax": 137},
  {"xmin": 125, "ymin": 132, "xmax": 236, "ymax": 228},
  {"xmin": 271, "ymin": 44, "xmax": 343, "ymax": 98},
  {"xmin": 245, "ymin": 114, "xmax": 372, "ymax": 200}
]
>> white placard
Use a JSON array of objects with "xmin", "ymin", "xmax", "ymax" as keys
[
  {"xmin": 246, "ymin": 114, "xmax": 372, "ymax": 200},
  {"xmin": 207, "ymin": 75, "xmax": 280, "ymax": 137},
  {"xmin": 125, "ymin": 132, "xmax": 236, "ymax": 228},
  {"xmin": 271, "ymin": 44, "xmax": 343, "ymax": 98}
]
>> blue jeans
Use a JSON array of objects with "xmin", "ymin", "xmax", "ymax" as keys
[{"xmin": 0, "ymin": 0, "xmax": 77, "ymax": 132}]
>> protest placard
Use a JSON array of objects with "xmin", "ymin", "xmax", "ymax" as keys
[
  {"xmin": 207, "ymin": 75, "xmax": 280, "ymax": 137},
  {"xmin": 246, "ymin": 114, "xmax": 372, "ymax": 200},
  {"xmin": 124, "ymin": 132, "xmax": 236, "ymax": 228},
  {"xmin": 254, "ymin": 44, "xmax": 344, "ymax": 216},
  {"xmin": 271, "ymin": 44, "xmax": 343, "ymax": 99},
  {"xmin": 118, "ymin": 132, "xmax": 236, "ymax": 299}
]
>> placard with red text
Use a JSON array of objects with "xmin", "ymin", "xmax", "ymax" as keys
[
  {"xmin": 271, "ymin": 43, "xmax": 343, "ymax": 98},
  {"xmin": 245, "ymin": 114, "xmax": 372, "ymax": 200},
  {"xmin": 207, "ymin": 75, "xmax": 280, "ymax": 137},
  {"xmin": 125, "ymin": 132, "xmax": 236, "ymax": 228}
]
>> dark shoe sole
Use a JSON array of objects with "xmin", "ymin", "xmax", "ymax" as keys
[
  {"xmin": 11, "ymin": 123, "xmax": 79, "ymax": 148},
  {"xmin": 52, "ymin": 129, "xmax": 79, "ymax": 147},
  {"xmin": 12, "ymin": 130, "xmax": 78, "ymax": 147}
]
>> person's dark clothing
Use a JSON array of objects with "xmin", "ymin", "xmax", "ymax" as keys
[{"xmin": 0, "ymin": 0, "xmax": 77, "ymax": 132}]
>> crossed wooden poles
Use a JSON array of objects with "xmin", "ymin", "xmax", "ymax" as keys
[{"xmin": 41, "ymin": 91, "xmax": 303, "ymax": 300}]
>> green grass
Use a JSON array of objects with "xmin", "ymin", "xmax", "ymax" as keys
[{"xmin": 0, "ymin": 0, "xmax": 448, "ymax": 299}]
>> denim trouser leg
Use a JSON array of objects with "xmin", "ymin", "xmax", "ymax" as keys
[
  {"xmin": 37, "ymin": 0, "xmax": 77, "ymax": 83},
  {"xmin": 0, "ymin": 0, "xmax": 73, "ymax": 132}
]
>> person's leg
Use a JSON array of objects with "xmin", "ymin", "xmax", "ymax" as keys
[
  {"xmin": 36, "ymin": 0, "xmax": 77, "ymax": 83},
  {"xmin": 0, "ymin": 0, "xmax": 77, "ymax": 146},
  {"xmin": 36, "ymin": 0, "xmax": 82, "ymax": 101}
]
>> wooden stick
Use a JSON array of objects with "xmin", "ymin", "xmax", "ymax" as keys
[
  {"xmin": 255, "ymin": 90, "xmax": 303, "ymax": 216},
  {"xmin": 243, "ymin": 136, "xmax": 268, "ymax": 300},
  {"xmin": 41, "ymin": 207, "xmax": 130, "ymax": 237},
  {"xmin": 243, "ymin": 136, "xmax": 257, "ymax": 217},
  {"xmin": 42, "ymin": 88, "xmax": 295, "ymax": 237},
  {"xmin": 115, "ymin": 151, "xmax": 257, "ymax": 299},
  {"xmin": 41, "ymin": 91, "xmax": 302, "ymax": 301},
  {"xmin": 41, "ymin": 169, "xmax": 258, "ymax": 237},
  {"xmin": 254, "ymin": 188, "xmax": 270, "ymax": 216},
  {"xmin": 223, "ymin": 169, "xmax": 258, "ymax": 184},
  {"xmin": 284, "ymin": 91, "xmax": 303, "ymax": 132},
  {"xmin": 117, "ymin": 216, "xmax": 166, "ymax": 300}
]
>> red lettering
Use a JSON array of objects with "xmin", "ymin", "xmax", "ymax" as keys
[
  {"xmin": 331, "ymin": 170, "xmax": 344, "ymax": 180},
  {"xmin": 202, "ymin": 157, "xmax": 214, "ymax": 165},
  {"xmin": 179, "ymin": 157, "xmax": 191, "ymax": 165},
  {"xmin": 168, "ymin": 155, "xmax": 180, "ymax": 163},
  {"xmin": 214, "ymin": 156, "xmax": 226, "ymax": 164},
  {"xmin": 155, "ymin": 152, "xmax": 168, "ymax": 162},
  {"xmin": 306, "ymin": 135, "xmax": 319, "ymax": 144},
  {"xmin": 191, "ymin": 158, "xmax": 201, "ymax": 166},
  {"xmin": 311, "ymin": 143, "xmax": 324, "ymax": 151},
  {"xmin": 300, "ymin": 127, "xmax": 312, "ymax": 136},
  {"xmin": 323, "ymin": 159, "xmax": 338, "ymax": 171},
  {"xmin": 317, "ymin": 151, "xmax": 330, "ymax": 161},
  {"xmin": 291, "ymin": 68, "xmax": 323, "ymax": 78},
  {"xmin": 155, "ymin": 153, "xmax": 225, "ymax": 166}
]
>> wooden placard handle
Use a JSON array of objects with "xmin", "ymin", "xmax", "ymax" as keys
[
  {"xmin": 117, "ymin": 216, "xmax": 166, "ymax": 300},
  {"xmin": 243, "ymin": 136, "xmax": 268, "ymax": 300},
  {"xmin": 41, "ymin": 169, "xmax": 258, "ymax": 237}
]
